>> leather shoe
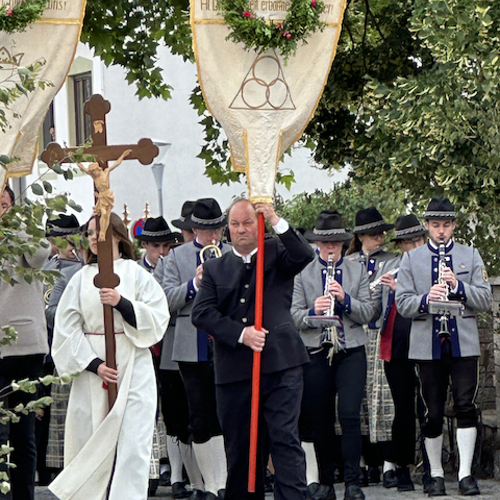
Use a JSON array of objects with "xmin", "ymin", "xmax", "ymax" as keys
[
  {"xmin": 383, "ymin": 470, "xmax": 397, "ymax": 488},
  {"xmin": 427, "ymin": 476, "xmax": 446, "ymax": 497},
  {"xmin": 344, "ymin": 484, "xmax": 365, "ymax": 500},
  {"xmin": 217, "ymin": 489, "xmax": 226, "ymax": 500},
  {"xmin": 204, "ymin": 493, "xmax": 218, "ymax": 500},
  {"xmin": 367, "ymin": 466, "xmax": 380, "ymax": 484},
  {"xmin": 307, "ymin": 482, "xmax": 320, "ymax": 498},
  {"xmin": 396, "ymin": 466, "xmax": 414, "ymax": 492},
  {"xmin": 458, "ymin": 476, "xmax": 480, "ymax": 496},
  {"xmin": 189, "ymin": 490, "xmax": 205, "ymax": 500},
  {"xmin": 172, "ymin": 482, "xmax": 191, "ymax": 499},
  {"xmin": 359, "ymin": 468, "xmax": 368, "ymax": 487},
  {"xmin": 312, "ymin": 484, "xmax": 336, "ymax": 500}
]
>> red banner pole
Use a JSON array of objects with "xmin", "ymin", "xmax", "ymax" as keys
[{"xmin": 248, "ymin": 211, "xmax": 265, "ymax": 492}]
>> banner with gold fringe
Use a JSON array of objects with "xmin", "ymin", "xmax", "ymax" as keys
[
  {"xmin": 0, "ymin": 0, "xmax": 87, "ymax": 190},
  {"xmin": 191, "ymin": 0, "xmax": 346, "ymax": 202}
]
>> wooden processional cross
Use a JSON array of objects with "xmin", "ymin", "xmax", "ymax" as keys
[{"xmin": 41, "ymin": 94, "xmax": 159, "ymax": 410}]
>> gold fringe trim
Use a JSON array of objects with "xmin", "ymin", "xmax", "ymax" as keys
[{"xmin": 37, "ymin": 18, "xmax": 82, "ymax": 24}]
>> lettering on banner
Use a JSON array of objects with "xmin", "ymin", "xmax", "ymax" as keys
[
  {"xmin": 199, "ymin": 0, "xmax": 335, "ymax": 16},
  {"xmin": 0, "ymin": 0, "xmax": 69, "ymax": 11}
]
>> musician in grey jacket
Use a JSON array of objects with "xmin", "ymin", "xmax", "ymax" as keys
[
  {"xmin": 154, "ymin": 198, "xmax": 231, "ymax": 500},
  {"xmin": 396, "ymin": 198, "xmax": 492, "ymax": 497},
  {"xmin": 292, "ymin": 211, "xmax": 379, "ymax": 500},
  {"xmin": 373, "ymin": 214, "xmax": 426, "ymax": 492}
]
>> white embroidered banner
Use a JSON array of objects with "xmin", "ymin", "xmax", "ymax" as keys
[
  {"xmin": 191, "ymin": 0, "xmax": 346, "ymax": 202},
  {"xmin": 0, "ymin": 0, "xmax": 87, "ymax": 190}
]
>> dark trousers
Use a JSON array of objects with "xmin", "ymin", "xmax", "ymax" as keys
[
  {"xmin": 416, "ymin": 339, "xmax": 478, "ymax": 438},
  {"xmin": 217, "ymin": 367, "xmax": 306, "ymax": 500},
  {"xmin": 300, "ymin": 347, "xmax": 366, "ymax": 487},
  {"xmin": 384, "ymin": 358, "xmax": 417, "ymax": 466},
  {"xmin": 178, "ymin": 360, "xmax": 222, "ymax": 443},
  {"xmin": 159, "ymin": 369, "xmax": 191, "ymax": 443},
  {"xmin": 299, "ymin": 349, "xmax": 338, "ymax": 486},
  {"xmin": 0, "ymin": 355, "xmax": 44, "ymax": 500}
]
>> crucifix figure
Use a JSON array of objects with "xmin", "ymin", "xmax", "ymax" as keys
[
  {"xmin": 77, "ymin": 149, "xmax": 131, "ymax": 241},
  {"xmin": 41, "ymin": 94, "xmax": 159, "ymax": 409}
]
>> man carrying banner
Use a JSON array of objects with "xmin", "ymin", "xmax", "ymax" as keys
[{"xmin": 192, "ymin": 199, "xmax": 314, "ymax": 500}]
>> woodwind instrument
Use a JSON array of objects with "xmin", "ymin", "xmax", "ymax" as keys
[
  {"xmin": 369, "ymin": 267, "xmax": 399, "ymax": 291},
  {"xmin": 428, "ymin": 240, "xmax": 463, "ymax": 337},
  {"xmin": 304, "ymin": 253, "xmax": 343, "ymax": 350}
]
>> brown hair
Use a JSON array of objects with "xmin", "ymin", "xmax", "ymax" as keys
[
  {"xmin": 345, "ymin": 234, "xmax": 362, "ymax": 256},
  {"xmin": 84, "ymin": 213, "xmax": 135, "ymax": 264}
]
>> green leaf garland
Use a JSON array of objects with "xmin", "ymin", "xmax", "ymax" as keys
[
  {"xmin": 0, "ymin": 0, "xmax": 49, "ymax": 34},
  {"xmin": 219, "ymin": 0, "xmax": 326, "ymax": 58}
]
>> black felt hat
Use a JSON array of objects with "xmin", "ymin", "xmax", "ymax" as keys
[
  {"xmin": 135, "ymin": 216, "xmax": 182, "ymax": 244},
  {"xmin": 391, "ymin": 214, "xmax": 426, "ymax": 241},
  {"xmin": 304, "ymin": 211, "xmax": 353, "ymax": 242},
  {"xmin": 352, "ymin": 207, "xmax": 394, "ymax": 235},
  {"xmin": 188, "ymin": 198, "xmax": 227, "ymax": 230},
  {"xmin": 423, "ymin": 198, "xmax": 456, "ymax": 220},
  {"xmin": 172, "ymin": 200, "xmax": 196, "ymax": 231},
  {"xmin": 46, "ymin": 214, "xmax": 81, "ymax": 237}
]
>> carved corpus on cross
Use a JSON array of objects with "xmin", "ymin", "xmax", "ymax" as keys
[{"xmin": 41, "ymin": 94, "xmax": 159, "ymax": 410}]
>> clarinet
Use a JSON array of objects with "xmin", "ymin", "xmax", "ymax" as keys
[
  {"xmin": 436, "ymin": 240, "xmax": 451, "ymax": 338},
  {"xmin": 321, "ymin": 254, "xmax": 336, "ymax": 349}
]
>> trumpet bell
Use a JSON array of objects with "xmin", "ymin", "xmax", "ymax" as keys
[{"xmin": 304, "ymin": 315, "xmax": 343, "ymax": 329}]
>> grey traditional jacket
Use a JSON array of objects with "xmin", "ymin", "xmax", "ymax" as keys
[
  {"xmin": 0, "ymin": 234, "xmax": 50, "ymax": 358},
  {"xmin": 291, "ymin": 255, "xmax": 379, "ymax": 349},
  {"xmin": 372, "ymin": 256, "xmax": 401, "ymax": 334},
  {"xmin": 154, "ymin": 240, "xmax": 231, "ymax": 362},
  {"xmin": 396, "ymin": 241, "xmax": 492, "ymax": 360},
  {"xmin": 348, "ymin": 248, "xmax": 396, "ymax": 329}
]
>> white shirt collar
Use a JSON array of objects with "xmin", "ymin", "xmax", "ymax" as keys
[{"xmin": 232, "ymin": 246, "xmax": 258, "ymax": 263}]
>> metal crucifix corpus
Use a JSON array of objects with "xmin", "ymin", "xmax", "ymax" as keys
[{"xmin": 41, "ymin": 94, "xmax": 159, "ymax": 409}]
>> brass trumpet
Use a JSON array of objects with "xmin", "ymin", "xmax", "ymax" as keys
[{"xmin": 199, "ymin": 240, "xmax": 222, "ymax": 263}]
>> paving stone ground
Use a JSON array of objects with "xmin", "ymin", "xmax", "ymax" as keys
[{"xmin": 35, "ymin": 478, "xmax": 500, "ymax": 499}]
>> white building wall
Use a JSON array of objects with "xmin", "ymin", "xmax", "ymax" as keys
[{"xmin": 25, "ymin": 43, "xmax": 345, "ymax": 227}]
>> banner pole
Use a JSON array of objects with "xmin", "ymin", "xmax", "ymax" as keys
[{"xmin": 248, "ymin": 211, "xmax": 265, "ymax": 492}]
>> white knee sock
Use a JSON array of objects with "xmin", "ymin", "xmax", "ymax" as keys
[
  {"xmin": 193, "ymin": 437, "xmax": 227, "ymax": 494},
  {"xmin": 383, "ymin": 461, "xmax": 396, "ymax": 473},
  {"xmin": 425, "ymin": 434, "xmax": 444, "ymax": 478},
  {"xmin": 301, "ymin": 441, "xmax": 319, "ymax": 485},
  {"xmin": 179, "ymin": 442, "xmax": 204, "ymax": 491},
  {"xmin": 166, "ymin": 436, "xmax": 184, "ymax": 485},
  {"xmin": 212, "ymin": 435, "xmax": 228, "ymax": 492},
  {"xmin": 457, "ymin": 427, "xmax": 477, "ymax": 481}
]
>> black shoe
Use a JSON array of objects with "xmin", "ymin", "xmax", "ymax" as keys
[
  {"xmin": 367, "ymin": 466, "xmax": 380, "ymax": 484},
  {"xmin": 383, "ymin": 470, "xmax": 398, "ymax": 488},
  {"xmin": 458, "ymin": 476, "xmax": 480, "ymax": 496},
  {"xmin": 312, "ymin": 484, "xmax": 336, "ymax": 500},
  {"xmin": 422, "ymin": 471, "xmax": 432, "ymax": 494},
  {"xmin": 307, "ymin": 482, "xmax": 320, "ymax": 498},
  {"xmin": 427, "ymin": 477, "xmax": 446, "ymax": 497},
  {"xmin": 205, "ymin": 492, "xmax": 219, "ymax": 500},
  {"xmin": 189, "ymin": 490, "xmax": 205, "ymax": 500},
  {"xmin": 148, "ymin": 478, "xmax": 159, "ymax": 496},
  {"xmin": 217, "ymin": 488, "xmax": 226, "ymax": 500},
  {"xmin": 396, "ymin": 467, "xmax": 415, "ymax": 492},
  {"xmin": 159, "ymin": 469, "xmax": 171, "ymax": 486},
  {"xmin": 344, "ymin": 484, "xmax": 365, "ymax": 500},
  {"xmin": 359, "ymin": 468, "xmax": 368, "ymax": 488},
  {"xmin": 172, "ymin": 482, "xmax": 191, "ymax": 499}
]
